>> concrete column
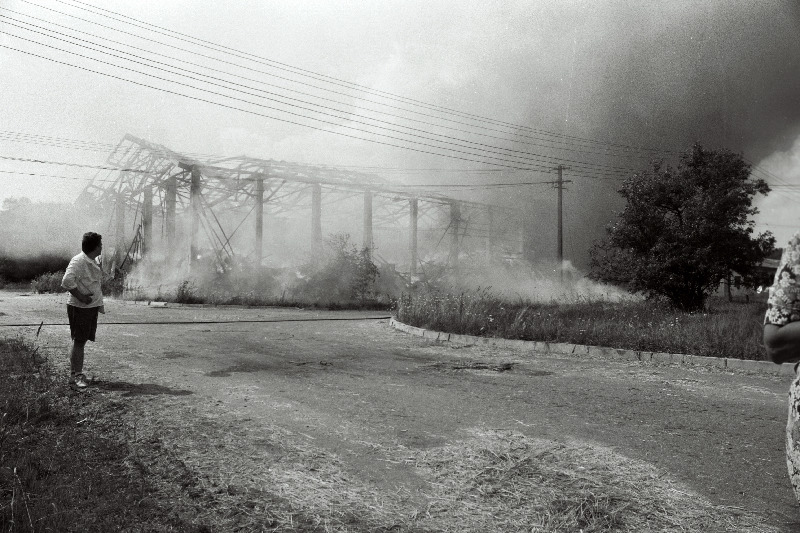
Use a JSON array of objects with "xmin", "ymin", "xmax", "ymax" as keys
[
  {"xmin": 115, "ymin": 188, "xmax": 126, "ymax": 265},
  {"xmin": 409, "ymin": 198, "xmax": 418, "ymax": 275},
  {"xmin": 363, "ymin": 190, "xmax": 373, "ymax": 252},
  {"xmin": 311, "ymin": 183, "xmax": 322, "ymax": 244},
  {"xmin": 189, "ymin": 166, "xmax": 201, "ymax": 270},
  {"xmin": 142, "ymin": 184, "xmax": 153, "ymax": 260},
  {"xmin": 450, "ymin": 201, "xmax": 461, "ymax": 272},
  {"xmin": 255, "ymin": 177, "xmax": 264, "ymax": 266},
  {"xmin": 165, "ymin": 175, "xmax": 177, "ymax": 253}
]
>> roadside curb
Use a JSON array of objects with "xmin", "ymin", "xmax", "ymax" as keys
[{"xmin": 388, "ymin": 317, "xmax": 796, "ymax": 377}]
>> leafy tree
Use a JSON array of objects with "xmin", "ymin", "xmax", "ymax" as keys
[{"xmin": 590, "ymin": 144, "xmax": 775, "ymax": 310}]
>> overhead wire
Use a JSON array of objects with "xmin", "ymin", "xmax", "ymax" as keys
[
  {"xmin": 4, "ymin": 3, "xmax": 792, "ymax": 193},
  {"xmin": 0, "ymin": 23, "xmax": 639, "ymax": 177},
  {"xmin": 0, "ymin": 41, "xmax": 572, "ymax": 173},
  {"xmin": 0, "ymin": 7, "xmax": 667, "ymax": 162},
  {"xmin": 16, "ymin": 0, "xmax": 678, "ymax": 159},
  {"xmin": 49, "ymin": 0, "xmax": 683, "ymax": 156}
]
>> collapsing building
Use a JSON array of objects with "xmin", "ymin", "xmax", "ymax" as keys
[{"xmin": 79, "ymin": 134, "xmax": 526, "ymax": 279}]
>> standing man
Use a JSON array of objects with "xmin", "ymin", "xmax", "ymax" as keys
[{"xmin": 61, "ymin": 232, "xmax": 104, "ymax": 389}]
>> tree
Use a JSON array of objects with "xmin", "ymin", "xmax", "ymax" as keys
[{"xmin": 590, "ymin": 144, "xmax": 775, "ymax": 310}]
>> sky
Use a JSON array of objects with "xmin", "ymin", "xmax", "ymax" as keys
[{"xmin": 1, "ymin": 0, "xmax": 799, "ymax": 267}]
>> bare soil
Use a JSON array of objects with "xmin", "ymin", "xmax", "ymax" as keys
[{"xmin": 2, "ymin": 290, "xmax": 799, "ymax": 531}]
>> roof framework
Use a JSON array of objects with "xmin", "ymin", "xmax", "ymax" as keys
[{"xmin": 81, "ymin": 134, "xmax": 524, "ymax": 274}]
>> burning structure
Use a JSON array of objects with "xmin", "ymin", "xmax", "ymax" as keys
[{"xmin": 78, "ymin": 134, "xmax": 526, "ymax": 284}]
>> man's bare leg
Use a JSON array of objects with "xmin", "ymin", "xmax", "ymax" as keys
[{"xmin": 70, "ymin": 339, "xmax": 86, "ymax": 376}]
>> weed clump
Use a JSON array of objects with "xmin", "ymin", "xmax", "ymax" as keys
[
  {"xmin": 30, "ymin": 270, "xmax": 67, "ymax": 294},
  {"xmin": 292, "ymin": 234, "xmax": 381, "ymax": 305},
  {"xmin": 397, "ymin": 290, "xmax": 768, "ymax": 360}
]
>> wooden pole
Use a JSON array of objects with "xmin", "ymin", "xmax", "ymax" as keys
[
  {"xmin": 557, "ymin": 165, "xmax": 563, "ymax": 282},
  {"xmin": 363, "ymin": 190, "xmax": 373, "ymax": 252},
  {"xmin": 142, "ymin": 184, "xmax": 153, "ymax": 260},
  {"xmin": 487, "ymin": 206, "xmax": 494, "ymax": 261},
  {"xmin": 409, "ymin": 198, "xmax": 418, "ymax": 276},
  {"xmin": 255, "ymin": 177, "xmax": 264, "ymax": 266},
  {"xmin": 189, "ymin": 166, "xmax": 201, "ymax": 270},
  {"xmin": 311, "ymin": 183, "xmax": 322, "ymax": 244},
  {"xmin": 165, "ymin": 175, "xmax": 176, "ymax": 255},
  {"xmin": 450, "ymin": 201, "xmax": 461, "ymax": 273},
  {"xmin": 115, "ymin": 187, "xmax": 126, "ymax": 266}
]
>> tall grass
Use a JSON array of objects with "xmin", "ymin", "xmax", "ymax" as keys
[
  {"xmin": 0, "ymin": 337, "xmax": 207, "ymax": 532},
  {"xmin": 397, "ymin": 290, "xmax": 768, "ymax": 360}
]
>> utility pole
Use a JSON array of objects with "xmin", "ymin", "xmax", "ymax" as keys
[{"xmin": 554, "ymin": 165, "xmax": 571, "ymax": 283}]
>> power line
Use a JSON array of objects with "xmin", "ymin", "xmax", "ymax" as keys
[
  {"xmin": 0, "ymin": 8, "xmax": 669, "ymax": 162},
  {"xmin": 0, "ymin": 154, "xmax": 152, "ymax": 173},
  {"xmin": 0, "ymin": 43, "xmax": 555, "ymax": 172},
  {"xmin": 19, "ymin": 0, "xmax": 679, "ymax": 158},
  {"xmin": 0, "ymin": 24, "xmax": 638, "ymax": 178},
  {"xmin": 0, "ymin": 169, "xmax": 116, "ymax": 183}
]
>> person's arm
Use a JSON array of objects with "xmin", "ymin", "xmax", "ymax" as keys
[
  {"xmin": 67, "ymin": 287, "xmax": 93, "ymax": 305},
  {"xmin": 764, "ymin": 323, "xmax": 800, "ymax": 364},
  {"xmin": 61, "ymin": 259, "xmax": 93, "ymax": 304}
]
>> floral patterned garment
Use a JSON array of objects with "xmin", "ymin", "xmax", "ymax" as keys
[{"xmin": 765, "ymin": 232, "xmax": 800, "ymax": 326}]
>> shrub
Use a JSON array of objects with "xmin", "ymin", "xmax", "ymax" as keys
[
  {"xmin": 31, "ymin": 270, "xmax": 67, "ymax": 293},
  {"xmin": 174, "ymin": 280, "xmax": 204, "ymax": 304},
  {"xmin": 102, "ymin": 272, "xmax": 124, "ymax": 297},
  {"xmin": 292, "ymin": 234, "xmax": 381, "ymax": 304}
]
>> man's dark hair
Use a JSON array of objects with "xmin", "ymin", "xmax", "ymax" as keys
[{"xmin": 81, "ymin": 232, "xmax": 102, "ymax": 254}]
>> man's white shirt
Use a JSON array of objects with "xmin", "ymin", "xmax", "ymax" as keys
[{"xmin": 61, "ymin": 252, "xmax": 104, "ymax": 308}]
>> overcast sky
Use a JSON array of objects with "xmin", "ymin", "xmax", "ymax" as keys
[{"xmin": 1, "ymin": 0, "xmax": 798, "ymax": 264}]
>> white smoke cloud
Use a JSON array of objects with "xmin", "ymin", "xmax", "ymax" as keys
[{"xmin": 753, "ymin": 134, "xmax": 800, "ymax": 247}]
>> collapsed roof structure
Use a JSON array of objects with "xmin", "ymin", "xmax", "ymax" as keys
[{"xmin": 79, "ymin": 134, "xmax": 525, "ymax": 276}]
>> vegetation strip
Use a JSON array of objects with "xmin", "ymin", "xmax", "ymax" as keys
[{"xmin": 389, "ymin": 317, "xmax": 795, "ymax": 377}]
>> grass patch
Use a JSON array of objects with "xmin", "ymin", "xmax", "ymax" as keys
[
  {"xmin": 397, "ymin": 291, "xmax": 768, "ymax": 360},
  {"xmin": 413, "ymin": 429, "xmax": 778, "ymax": 532},
  {"xmin": 0, "ymin": 336, "xmax": 213, "ymax": 532},
  {"xmin": 29, "ymin": 271, "xmax": 66, "ymax": 294}
]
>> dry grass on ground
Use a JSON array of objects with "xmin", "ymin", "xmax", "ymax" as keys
[
  {"xmin": 94, "ymin": 391, "xmax": 779, "ymax": 532},
  {"xmin": 0, "ymin": 334, "xmax": 781, "ymax": 532},
  {"xmin": 397, "ymin": 291, "xmax": 768, "ymax": 360},
  {"xmin": 413, "ymin": 429, "xmax": 777, "ymax": 533}
]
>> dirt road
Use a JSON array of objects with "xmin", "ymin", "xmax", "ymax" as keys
[{"xmin": 3, "ymin": 290, "xmax": 799, "ymax": 531}]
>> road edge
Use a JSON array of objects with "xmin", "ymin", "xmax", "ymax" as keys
[{"xmin": 388, "ymin": 317, "xmax": 796, "ymax": 377}]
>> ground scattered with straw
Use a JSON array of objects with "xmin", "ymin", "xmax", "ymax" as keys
[{"xmin": 1, "ymin": 335, "xmax": 783, "ymax": 532}]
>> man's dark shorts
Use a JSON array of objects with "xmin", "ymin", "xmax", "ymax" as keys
[{"xmin": 67, "ymin": 305, "xmax": 99, "ymax": 342}]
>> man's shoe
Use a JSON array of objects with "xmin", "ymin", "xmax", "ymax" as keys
[{"xmin": 74, "ymin": 373, "xmax": 89, "ymax": 388}]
